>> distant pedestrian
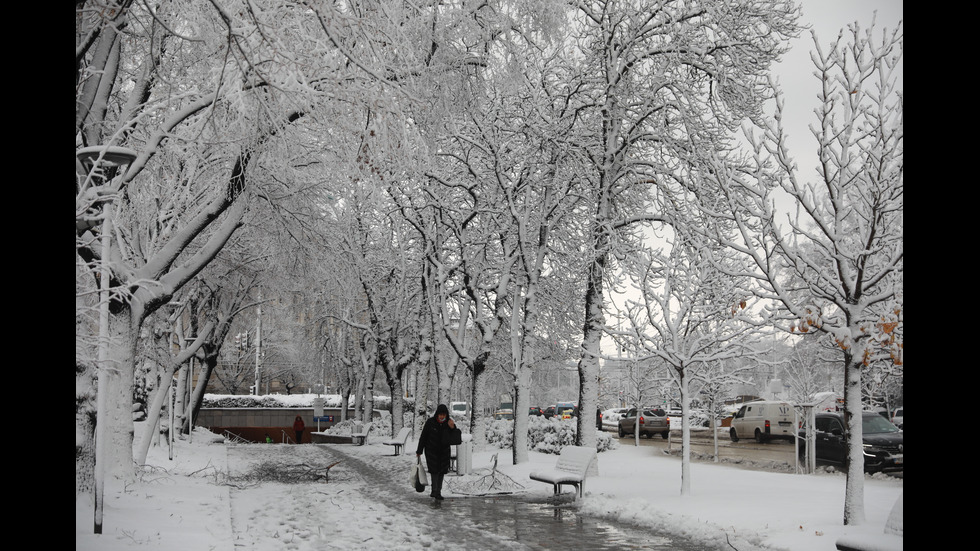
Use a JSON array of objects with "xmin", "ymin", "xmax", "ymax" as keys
[
  {"xmin": 293, "ymin": 415, "xmax": 305, "ymax": 444},
  {"xmin": 416, "ymin": 404, "xmax": 462, "ymax": 500},
  {"xmin": 265, "ymin": 433, "xmax": 273, "ymax": 444}
]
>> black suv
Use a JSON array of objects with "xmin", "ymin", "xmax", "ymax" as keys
[{"xmin": 799, "ymin": 412, "xmax": 903, "ymax": 473}]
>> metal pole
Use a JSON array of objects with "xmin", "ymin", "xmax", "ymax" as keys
[
  {"xmin": 168, "ymin": 382, "xmax": 175, "ymax": 460},
  {"xmin": 93, "ymin": 201, "xmax": 113, "ymax": 534},
  {"xmin": 254, "ymin": 290, "xmax": 262, "ymax": 395},
  {"xmin": 78, "ymin": 146, "xmax": 136, "ymax": 536},
  {"xmin": 187, "ymin": 356, "xmax": 194, "ymax": 442}
]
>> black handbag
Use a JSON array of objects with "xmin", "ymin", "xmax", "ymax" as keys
[{"xmin": 448, "ymin": 427, "xmax": 463, "ymax": 446}]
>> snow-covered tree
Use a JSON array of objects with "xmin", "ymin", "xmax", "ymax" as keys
[
  {"xmin": 623, "ymin": 233, "xmax": 764, "ymax": 494},
  {"xmin": 76, "ymin": 0, "xmax": 439, "ymax": 506},
  {"xmin": 564, "ymin": 0, "xmax": 803, "ymax": 449},
  {"xmin": 713, "ymin": 20, "xmax": 903, "ymax": 525}
]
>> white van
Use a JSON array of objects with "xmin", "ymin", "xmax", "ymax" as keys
[
  {"xmin": 730, "ymin": 400, "xmax": 796, "ymax": 443},
  {"xmin": 890, "ymin": 407, "xmax": 903, "ymax": 429},
  {"xmin": 450, "ymin": 401, "xmax": 470, "ymax": 419}
]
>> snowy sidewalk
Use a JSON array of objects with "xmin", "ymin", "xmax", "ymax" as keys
[{"xmin": 77, "ymin": 427, "xmax": 903, "ymax": 551}]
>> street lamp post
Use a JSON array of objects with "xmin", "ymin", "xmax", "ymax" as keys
[{"xmin": 77, "ymin": 145, "xmax": 137, "ymax": 535}]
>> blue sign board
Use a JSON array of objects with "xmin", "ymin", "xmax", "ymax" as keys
[{"xmin": 314, "ymin": 416, "xmax": 334, "ymax": 422}]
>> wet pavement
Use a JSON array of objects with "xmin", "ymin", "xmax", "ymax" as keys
[
  {"xmin": 430, "ymin": 493, "xmax": 704, "ymax": 550},
  {"xmin": 315, "ymin": 445, "xmax": 718, "ymax": 551}
]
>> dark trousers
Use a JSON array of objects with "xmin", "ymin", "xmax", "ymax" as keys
[
  {"xmin": 430, "ymin": 472, "xmax": 445, "ymax": 497},
  {"xmin": 295, "ymin": 430, "xmax": 303, "ymax": 443}
]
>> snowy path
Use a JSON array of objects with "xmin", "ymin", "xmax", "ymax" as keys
[{"xmin": 226, "ymin": 444, "xmax": 529, "ymax": 551}]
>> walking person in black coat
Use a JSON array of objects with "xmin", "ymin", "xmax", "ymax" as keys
[{"xmin": 416, "ymin": 403, "xmax": 462, "ymax": 500}]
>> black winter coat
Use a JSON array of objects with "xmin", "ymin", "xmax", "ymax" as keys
[{"xmin": 416, "ymin": 416, "xmax": 461, "ymax": 475}]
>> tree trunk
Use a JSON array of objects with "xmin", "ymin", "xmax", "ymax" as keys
[
  {"xmin": 469, "ymin": 355, "xmax": 490, "ymax": 446},
  {"xmin": 103, "ymin": 307, "xmax": 139, "ymax": 483},
  {"xmin": 75, "ymin": 362, "xmax": 97, "ymax": 496},
  {"xmin": 189, "ymin": 356, "xmax": 216, "ymax": 432},
  {"xmin": 843, "ymin": 349, "xmax": 866, "ymax": 525},
  {"xmin": 340, "ymin": 386, "xmax": 352, "ymax": 422},
  {"xmin": 576, "ymin": 247, "xmax": 605, "ymax": 449},
  {"xmin": 384, "ymin": 364, "xmax": 405, "ymax": 437},
  {"xmin": 679, "ymin": 370, "xmax": 691, "ymax": 496},
  {"xmin": 511, "ymin": 367, "xmax": 532, "ymax": 465}
]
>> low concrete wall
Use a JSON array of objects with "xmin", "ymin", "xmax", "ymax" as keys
[
  {"xmin": 196, "ymin": 407, "xmax": 382, "ymax": 444},
  {"xmin": 311, "ymin": 433, "xmax": 353, "ymax": 444}
]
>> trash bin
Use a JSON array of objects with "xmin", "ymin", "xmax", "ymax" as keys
[{"xmin": 456, "ymin": 434, "xmax": 473, "ymax": 475}]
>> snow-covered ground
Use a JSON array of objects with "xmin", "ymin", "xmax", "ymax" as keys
[{"xmin": 76, "ymin": 425, "xmax": 902, "ymax": 551}]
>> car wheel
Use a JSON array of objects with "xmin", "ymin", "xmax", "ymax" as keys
[
  {"xmin": 660, "ymin": 431, "xmax": 669, "ymax": 439},
  {"xmin": 619, "ymin": 427, "xmax": 625, "ymax": 437},
  {"xmin": 729, "ymin": 428, "xmax": 739, "ymax": 442},
  {"xmin": 754, "ymin": 429, "xmax": 766, "ymax": 443}
]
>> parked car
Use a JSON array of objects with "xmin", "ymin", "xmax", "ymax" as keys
[
  {"xmin": 555, "ymin": 401, "xmax": 578, "ymax": 420},
  {"xmin": 543, "ymin": 405, "xmax": 556, "ymax": 419},
  {"xmin": 529, "ymin": 406, "xmax": 543, "ymax": 416},
  {"xmin": 799, "ymin": 411, "xmax": 903, "ymax": 473},
  {"xmin": 890, "ymin": 407, "xmax": 903, "ymax": 429},
  {"xmin": 618, "ymin": 407, "xmax": 670, "ymax": 438},
  {"xmin": 730, "ymin": 400, "xmax": 795, "ymax": 443},
  {"xmin": 600, "ymin": 408, "xmax": 628, "ymax": 431},
  {"xmin": 493, "ymin": 409, "xmax": 514, "ymax": 421}
]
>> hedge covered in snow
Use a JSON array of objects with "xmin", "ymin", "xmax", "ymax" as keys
[
  {"xmin": 202, "ymin": 393, "xmax": 392, "ymax": 410},
  {"xmin": 485, "ymin": 415, "xmax": 617, "ymax": 454}
]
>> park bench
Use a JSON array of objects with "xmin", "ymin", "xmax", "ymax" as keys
[
  {"xmin": 351, "ymin": 422, "xmax": 373, "ymax": 446},
  {"xmin": 528, "ymin": 445, "xmax": 598, "ymax": 499},
  {"xmin": 383, "ymin": 427, "xmax": 413, "ymax": 455}
]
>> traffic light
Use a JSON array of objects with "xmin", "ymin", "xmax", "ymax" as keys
[
  {"xmin": 241, "ymin": 331, "xmax": 248, "ymax": 349},
  {"xmin": 234, "ymin": 333, "xmax": 241, "ymax": 349}
]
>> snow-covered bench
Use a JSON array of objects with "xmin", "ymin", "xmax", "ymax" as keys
[
  {"xmin": 383, "ymin": 427, "xmax": 412, "ymax": 456},
  {"xmin": 351, "ymin": 422, "xmax": 373, "ymax": 446},
  {"xmin": 529, "ymin": 445, "xmax": 598, "ymax": 498}
]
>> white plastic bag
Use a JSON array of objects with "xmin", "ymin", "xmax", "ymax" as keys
[{"xmin": 411, "ymin": 457, "xmax": 427, "ymax": 492}]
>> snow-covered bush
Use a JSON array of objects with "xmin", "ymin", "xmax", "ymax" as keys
[
  {"xmin": 485, "ymin": 416, "xmax": 617, "ymax": 454},
  {"xmin": 320, "ymin": 418, "xmax": 387, "ymax": 437},
  {"xmin": 485, "ymin": 419, "xmax": 513, "ymax": 449}
]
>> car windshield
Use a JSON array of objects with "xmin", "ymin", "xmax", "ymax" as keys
[{"xmin": 863, "ymin": 414, "xmax": 900, "ymax": 434}]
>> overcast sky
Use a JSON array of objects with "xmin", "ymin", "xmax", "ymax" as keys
[{"xmin": 773, "ymin": 0, "xmax": 904, "ymax": 173}]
